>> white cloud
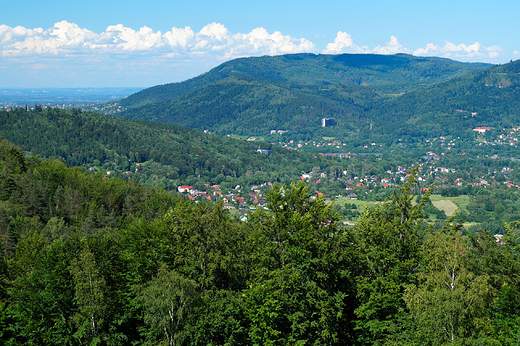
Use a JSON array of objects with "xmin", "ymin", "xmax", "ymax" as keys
[
  {"xmin": 199, "ymin": 22, "xmax": 229, "ymax": 41},
  {"xmin": 372, "ymin": 36, "xmax": 410, "ymax": 54},
  {"xmin": 0, "ymin": 21, "xmax": 320, "ymax": 87},
  {"xmin": 163, "ymin": 26, "xmax": 195, "ymax": 49},
  {"xmin": 413, "ymin": 41, "xmax": 504, "ymax": 61},
  {"xmin": 323, "ymin": 31, "xmax": 369, "ymax": 54},
  {"xmin": 323, "ymin": 32, "xmax": 410, "ymax": 55},
  {"xmin": 1, "ymin": 22, "xmax": 513, "ymax": 87},
  {"xmin": 2, "ymin": 22, "xmax": 508, "ymax": 63},
  {"xmin": 235, "ymin": 27, "xmax": 315, "ymax": 55},
  {"xmin": 322, "ymin": 33, "xmax": 507, "ymax": 62},
  {"xmin": 412, "ymin": 43, "xmax": 439, "ymax": 56},
  {"xmin": 101, "ymin": 24, "xmax": 163, "ymax": 51},
  {"xmin": 0, "ymin": 21, "xmax": 315, "ymax": 59},
  {"xmin": 0, "ymin": 21, "xmax": 99, "ymax": 56}
]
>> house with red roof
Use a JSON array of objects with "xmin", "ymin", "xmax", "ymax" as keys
[
  {"xmin": 473, "ymin": 127, "xmax": 494, "ymax": 134},
  {"xmin": 178, "ymin": 185, "xmax": 194, "ymax": 193}
]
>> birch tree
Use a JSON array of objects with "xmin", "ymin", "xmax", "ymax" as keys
[
  {"xmin": 136, "ymin": 263, "xmax": 197, "ymax": 346},
  {"xmin": 404, "ymin": 227, "xmax": 491, "ymax": 345},
  {"xmin": 70, "ymin": 242, "xmax": 107, "ymax": 344}
]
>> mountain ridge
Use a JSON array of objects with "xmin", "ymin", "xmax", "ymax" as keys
[
  {"xmin": 113, "ymin": 53, "xmax": 496, "ymax": 139},
  {"xmin": 118, "ymin": 53, "xmax": 491, "ymax": 107}
]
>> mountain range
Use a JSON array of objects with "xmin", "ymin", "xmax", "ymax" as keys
[
  {"xmin": 2, "ymin": 53, "xmax": 519, "ymax": 193},
  {"xmin": 111, "ymin": 53, "xmax": 519, "ymax": 141}
]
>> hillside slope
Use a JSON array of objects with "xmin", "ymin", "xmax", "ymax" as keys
[
  {"xmin": 113, "ymin": 53, "xmax": 495, "ymax": 139},
  {"xmin": 119, "ymin": 74, "xmax": 380, "ymax": 137},
  {"xmin": 0, "ymin": 107, "xmax": 345, "ymax": 190},
  {"xmin": 118, "ymin": 53, "xmax": 491, "ymax": 109},
  {"xmin": 366, "ymin": 59, "xmax": 520, "ymax": 138},
  {"xmin": 116, "ymin": 57, "xmax": 520, "ymax": 141}
]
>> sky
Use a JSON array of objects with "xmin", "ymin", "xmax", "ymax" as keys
[{"xmin": 1, "ymin": 0, "xmax": 519, "ymax": 88}]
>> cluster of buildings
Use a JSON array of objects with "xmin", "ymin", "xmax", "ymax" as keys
[{"xmin": 176, "ymin": 183, "xmax": 271, "ymax": 217}]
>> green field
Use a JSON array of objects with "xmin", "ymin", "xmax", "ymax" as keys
[
  {"xmin": 334, "ymin": 196, "xmax": 379, "ymax": 211},
  {"xmin": 335, "ymin": 194, "xmax": 472, "ymax": 223},
  {"xmin": 429, "ymin": 194, "xmax": 470, "ymax": 215}
]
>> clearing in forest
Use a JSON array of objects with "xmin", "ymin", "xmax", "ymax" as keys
[{"xmin": 431, "ymin": 199, "xmax": 459, "ymax": 217}]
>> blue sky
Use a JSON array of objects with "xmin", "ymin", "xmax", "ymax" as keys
[{"xmin": 1, "ymin": 0, "xmax": 519, "ymax": 88}]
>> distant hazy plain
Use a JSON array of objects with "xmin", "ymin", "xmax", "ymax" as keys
[{"xmin": 0, "ymin": 87, "xmax": 143, "ymax": 106}]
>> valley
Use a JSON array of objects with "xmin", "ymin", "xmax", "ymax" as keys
[
  {"xmin": 3, "ymin": 53, "xmax": 520, "ymax": 345},
  {"xmin": 2, "ymin": 54, "xmax": 520, "ymax": 232}
]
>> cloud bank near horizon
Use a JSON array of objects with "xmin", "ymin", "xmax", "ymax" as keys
[
  {"xmin": 323, "ymin": 31, "xmax": 503, "ymax": 61},
  {"xmin": 0, "ymin": 21, "xmax": 512, "ymax": 87},
  {"xmin": 0, "ymin": 21, "xmax": 506, "ymax": 62},
  {"xmin": 0, "ymin": 21, "xmax": 315, "ymax": 58}
]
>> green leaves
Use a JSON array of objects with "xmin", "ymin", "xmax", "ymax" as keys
[
  {"xmin": 354, "ymin": 171, "xmax": 429, "ymax": 343},
  {"xmin": 5, "ymin": 132, "xmax": 520, "ymax": 345},
  {"xmin": 8, "ymin": 233, "xmax": 76, "ymax": 345},
  {"xmin": 404, "ymin": 227, "xmax": 492, "ymax": 345},
  {"xmin": 135, "ymin": 263, "xmax": 198, "ymax": 346},
  {"xmin": 69, "ymin": 242, "xmax": 107, "ymax": 344},
  {"xmin": 244, "ymin": 181, "xmax": 358, "ymax": 345}
]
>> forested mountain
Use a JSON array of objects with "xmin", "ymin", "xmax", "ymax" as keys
[
  {"xmin": 2, "ymin": 138, "xmax": 520, "ymax": 345},
  {"xmin": 4, "ymin": 53, "xmax": 520, "ymax": 345},
  {"xmin": 118, "ymin": 74, "xmax": 380, "ymax": 138},
  {"xmin": 0, "ymin": 106, "xmax": 346, "ymax": 190},
  {"xmin": 112, "ymin": 53, "xmax": 518, "ymax": 139},
  {"xmin": 366, "ymin": 59, "xmax": 520, "ymax": 138},
  {"xmin": 119, "ymin": 53, "xmax": 490, "ymax": 110}
]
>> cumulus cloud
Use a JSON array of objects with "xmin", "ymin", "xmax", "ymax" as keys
[
  {"xmin": 323, "ymin": 31, "xmax": 505, "ymax": 62},
  {"xmin": 2, "ymin": 22, "xmax": 508, "ymax": 63},
  {"xmin": 199, "ymin": 22, "xmax": 229, "ymax": 41},
  {"xmin": 413, "ymin": 41, "xmax": 504, "ymax": 61},
  {"xmin": 0, "ymin": 21, "xmax": 100, "ymax": 56},
  {"xmin": 163, "ymin": 26, "xmax": 195, "ymax": 49},
  {"xmin": 323, "ymin": 32, "xmax": 409, "ymax": 55},
  {"xmin": 323, "ymin": 31, "xmax": 369, "ymax": 54},
  {"xmin": 1, "ymin": 22, "xmax": 511, "ymax": 87},
  {"xmin": 0, "ymin": 21, "xmax": 315, "ymax": 59},
  {"xmin": 372, "ymin": 36, "xmax": 410, "ymax": 54},
  {"xmin": 101, "ymin": 24, "xmax": 163, "ymax": 51},
  {"xmin": 236, "ymin": 27, "xmax": 315, "ymax": 55}
]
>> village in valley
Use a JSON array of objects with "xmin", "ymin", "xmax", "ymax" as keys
[{"xmin": 80, "ymin": 122, "xmax": 520, "ymax": 224}]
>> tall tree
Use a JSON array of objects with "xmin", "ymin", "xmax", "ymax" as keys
[
  {"xmin": 8, "ymin": 231, "xmax": 76, "ymax": 345},
  {"xmin": 135, "ymin": 263, "xmax": 198, "ymax": 346},
  {"xmin": 69, "ymin": 240, "xmax": 108, "ymax": 344},
  {"xmin": 354, "ymin": 171, "xmax": 428, "ymax": 345},
  {"xmin": 404, "ymin": 226, "xmax": 491, "ymax": 344},
  {"xmin": 244, "ymin": 181, "xmax": 359, "ymax": 345}
]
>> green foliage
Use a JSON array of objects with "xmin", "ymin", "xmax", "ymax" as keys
[
  {"xmin": 120, "ymin": 53, "xmax": 490, "ymax": 112},
  {"xmin": 354, "ymin": 171, "xmax": 429, "ymax": 344},
  {"xmin": 114, "ymin": 54, "xmax": 497, "ymax": 140},
  {"xmin": 244, "ymin": 182, "xmax": 359, "ymax": 345},
  {"xmin": 119, "ymin": 74, "xmax": 377, "ymax": 138},
  {"xmin": 3, "ymin": 138, "xmax": 520, "ymax": 345},
  {"xmin": 404, "ymin": 226, "xmax": 492, "ymax": 345},
  {"xmin": 69, "ymin": 242, "xmax": 108, "ymax": 344},
  {"xmin": 135, "ymin": 263, "xmax": 198, "ymax": 346},
  {"xmin": 8, "ymin": 232, "xmax": 76, "ymax": 345},
  {"xmin": 0, "ymin": 108, "xmax": 344, "ymax": 191},
  {"xmin": 368, "ymin": 60, "xmax": 520, "ymax": 138},
  {"xmin": 417, "ymin": 195, "xmax": 447, "ymax": 220}
]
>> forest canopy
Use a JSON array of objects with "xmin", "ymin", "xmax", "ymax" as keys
[{"xmin": 1, "ymin": 139, "xmax": 520, "ymax": 345}]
